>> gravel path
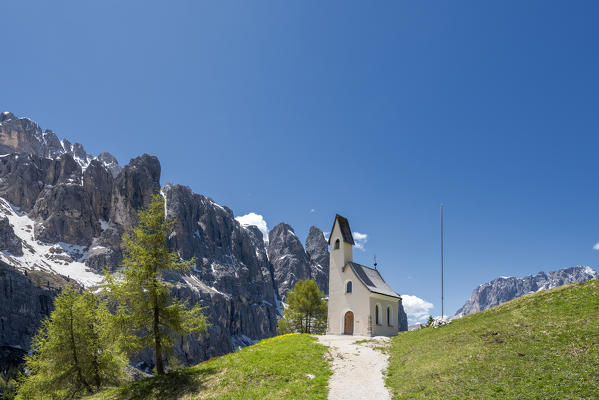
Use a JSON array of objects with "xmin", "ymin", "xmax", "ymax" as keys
[{"xmin": 317, "ymin": 335, "xmax": 391, "ymax": 400}]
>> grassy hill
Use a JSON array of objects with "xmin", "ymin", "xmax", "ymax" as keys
[
  {"xmin": 386, "ymin": 279, "xmax": 599, "ymax": 399},
  {"xmin": 85, "ymin": 334, "xmax": 330, "ymax": 400},
  {"xmin": 84, "ymin": 280, "xmax": 597, "ymax": 400}
]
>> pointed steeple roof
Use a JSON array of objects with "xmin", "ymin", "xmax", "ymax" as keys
[{"xmin": 328, "ymin": 214, "xmax": 355, "ymax": 245}]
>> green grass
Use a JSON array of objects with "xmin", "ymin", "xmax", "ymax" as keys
[
  {"xmin": 85, "ymin": 334, "xmax": 331, "ymax": 400},
  {"xmin": 386, "ymin": 279, "xmax": 599, "ymax": 399}
]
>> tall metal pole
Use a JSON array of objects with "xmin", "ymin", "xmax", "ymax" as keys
[{"xmin": 441, "ymin": 204, "xmax": 444, "ymax": 319}]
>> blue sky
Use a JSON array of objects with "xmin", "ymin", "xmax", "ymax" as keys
[{"xmin": 3, "ymin": 1, "xmax": 599, "ymax": 323}]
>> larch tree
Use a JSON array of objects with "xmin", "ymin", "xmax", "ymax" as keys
[
  {"xmin": 16, "ymin": 286, "xmax": 126, "ymax": 400},
  {"xmin": 105, "ymin": 193, "xmax": 207, "ymax": 375},
  {"xmin": 277, "ymin": 279, "xmax": 327, "ymax": 334}
]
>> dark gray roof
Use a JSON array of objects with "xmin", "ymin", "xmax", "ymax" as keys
[
  {"xmin": 328, "ymin": 214, "xmax": 355, "ymax": 245},
  {"xmin": 347, "ymin": 262, "xmax": 401, "ymax": 299}
]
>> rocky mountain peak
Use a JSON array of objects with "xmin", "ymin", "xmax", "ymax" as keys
[
  {"xmin": 268, "ymin": 223, "xmax": 312, "ymax": 300},
  {"xmin": 305, "ymin": 226, "xmax": 327, "ymax": 254},
  {"xmin": 269, "ymin": 223, "xmax": 300, "ymax": 246},
  {"xmin": 305, "ymin": 226, "xmax": 329, "ymax": 294},
  {"xmin": 97, "ymin": 152, "xmax": 121, "ymax": 177},
  {"xmin": 0, "ymin": 112, "xmax": 16, "ymax": 122},
  {"xmin": 0, "ymin": 111, "xmax": 121, "ymax": 175}
]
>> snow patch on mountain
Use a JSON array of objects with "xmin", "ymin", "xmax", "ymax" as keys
[{"xmin": 0, "ymin": 197, "xmax": 103, "ymax": 287}]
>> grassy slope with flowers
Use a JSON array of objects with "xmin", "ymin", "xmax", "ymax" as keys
[
  {"xmin": 86, "ymin": 333, "xmax": 330, "ymax": 400},
  {"xmin": 386, "ymin": 279, "xmax": 599, "ymax": 399}
]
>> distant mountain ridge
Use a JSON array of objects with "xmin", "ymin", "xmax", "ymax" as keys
[
  {"xmin": 455, "ymin": 266, "xmax": 598, "ymax": 317},
  {"xmin": 0, "ymin": 111, "xmax": 121, "ymax": 176}
]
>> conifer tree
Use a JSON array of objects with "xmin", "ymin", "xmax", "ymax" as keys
[
  {"xmin": 425, "ymin": 315, "xmax": 434, "ymax": 327},
  {"xmin": 0, "ymin": 366, "xmax": 18, "ymax": 400},
  {"xmin": 277, "ymin": 279, "xmax": 327, "ymax": 334},
  {"xmin": 105, "ymin": 193, "xmax": 207, "ymax": 375},
  {"xmin": 15, "ymin": 286, "xmax": 126, "ymax": 400}
]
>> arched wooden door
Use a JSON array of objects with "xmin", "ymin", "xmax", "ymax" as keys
[{"xmin": 344, "ymin": 311, "xmax": 354, "ymax": 335}]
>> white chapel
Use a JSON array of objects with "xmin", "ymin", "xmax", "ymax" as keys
[{"xmin": 326, "ymin": 214, "xmax": 402, "ymax": 336}]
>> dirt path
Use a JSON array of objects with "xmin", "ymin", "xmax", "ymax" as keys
[{"xmin": 317, "ymin": 335, "xmax": 391, "ymax": 400}]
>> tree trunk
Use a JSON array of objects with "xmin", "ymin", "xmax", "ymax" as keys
[
  {"xmin": 153, "ymin": 290, "xmax": 164, "ymax": 375},
  {"xmin": 69, "ymin": 306, "xmax": 92, "ymax": 392},
  {"xmin": 90, "ymin": 322, "xmax": 102, "ymax": 388}
]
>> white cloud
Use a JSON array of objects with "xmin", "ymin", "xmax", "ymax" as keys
[
  {"xmin": 593, "ymin": 242, "xmax": 599, "ymax": 250},
  {"xmin": 235, "ymin": 212, "xmax": 269, "ymax": 243},
  {"xmin": 401, "ymin": 294, "xmax": 434, "ymax": 325},
  {"xmin": 310, "ymin": 208, "xmax": 315, "ymax": 213},
  {"xmin": 352, "ymin": 232, "xmax": 368, "ymax": 251}
]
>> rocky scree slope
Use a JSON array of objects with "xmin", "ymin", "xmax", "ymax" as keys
[{"xmin": 455, "ymin": 266, "xmax": 598, "ymax": 317}]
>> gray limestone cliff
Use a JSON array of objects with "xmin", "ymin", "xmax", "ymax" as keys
[
  {"xmin": 455, "ymin": 266, "xmax": 598, "ymax": 317},
  {"xmin": 110, "ymin": 154, "xmax": 161, "ymax": 228},
  {"xmin": 0, "ymin": 217, "xmax": 22, "ymax": 256},
  {"xmin": 305, "ymin": 226, "xmax": 329, "ymax": 294},
  {"xmin": 0, "ymin": 261, "xmax": 79, "ymax": 367},
  {"xmin": 0, "ymin": 111, "xmax": 121, "ymax": 174},
  {"xmin": 0, "ymin": 112, "xmax": 279, "ymax": 371},
  {"xmin": 267, "ymin": 224, "xmax": 332, "ymax": 298},
  {"xmin": 161, "ymin": 183, "xmax": 278, "ymax": 355},
  {"xmin": 397, "ymin": 302, "xmax": 408, "ymax": 331},
  {"xmin": 31, "ymin": 181, "xmax": 101, "ymax": 246},
  {"xmin": 267, "ymin": 223, "xmax": 312, "ymax": 300}
]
